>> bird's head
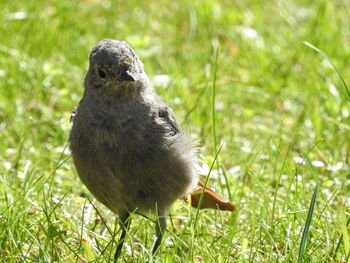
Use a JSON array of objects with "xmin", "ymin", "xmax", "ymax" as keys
[{"xmin": 84, "ymin": 39, "xmax": 148, "ymax": 98}]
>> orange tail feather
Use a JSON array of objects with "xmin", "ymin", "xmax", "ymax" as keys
[{"xmin": 190, "ymin": 181, "xmax": 234, "ymax": 211}]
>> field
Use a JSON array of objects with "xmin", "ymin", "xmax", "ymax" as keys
[{"xmin": 1, "ymin": 0, "xmax": 349, "ymax": 262}]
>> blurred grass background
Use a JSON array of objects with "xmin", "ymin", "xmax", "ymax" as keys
[{"xmin": 0, "ymin": 0, "xmax": 349, "ymax": 262}]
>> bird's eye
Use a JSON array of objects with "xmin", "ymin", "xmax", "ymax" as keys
[{"xmin": 97, "ymin": 68, "xmax": 107, "ymax": 79}]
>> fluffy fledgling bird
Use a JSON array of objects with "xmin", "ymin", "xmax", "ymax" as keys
[
  {"xmin": 69, "ymin": 39, "xmax": 198, "ymax": 260},
  {"xmin": 69, "ymin": 39, "xmax": 234, "ymax": 261}
]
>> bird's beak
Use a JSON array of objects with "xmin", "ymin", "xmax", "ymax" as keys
[{"xmin": 121, "ymin": 70, "xmax": 136, "ymax": 82}]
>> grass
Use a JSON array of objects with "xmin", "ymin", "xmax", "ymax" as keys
[{"xmin": 1, "ymin": 0, "xmax": 349, "ymax": 262}]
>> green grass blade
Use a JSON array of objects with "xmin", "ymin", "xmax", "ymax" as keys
[
  {"xmin": 303, "ymin": 41, "xmax": 350, "ymax": 101},
  {"xmin": 341, "ymin": 203, "xmax": 350, "ymax": 261},
  {"xmin": 211, "ymin": 44, "xmax": 219, "ymax": 155},
  {"xmin": 298, "ymin": 183, "xmax": 319, "ymax": 263}
]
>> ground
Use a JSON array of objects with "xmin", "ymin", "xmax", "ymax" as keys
[{"xmin": 0, "ymin": 0, "xmax": 349, "ymax": 262}]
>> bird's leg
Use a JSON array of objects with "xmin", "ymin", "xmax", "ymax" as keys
[
  {"xmin": 152, "ymin": 209, "xmax": 167, "ymax": 255},
  {"xmin": 114, "ymin": 212, "xmax": 131, "ymax": 261}
]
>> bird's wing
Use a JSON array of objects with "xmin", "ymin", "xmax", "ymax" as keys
[{"xmin": 157, "ymin": 106, "xmax": 182, "ymax": 136}]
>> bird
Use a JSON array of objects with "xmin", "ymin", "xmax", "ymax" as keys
[{"xmin": 69, "ymin": 39, "xmax": 234, "ymax": 261}]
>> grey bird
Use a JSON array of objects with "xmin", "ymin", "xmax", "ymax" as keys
[{"xmin": 69, "ymin": 39, "xmax": 198, "ymax": 260}]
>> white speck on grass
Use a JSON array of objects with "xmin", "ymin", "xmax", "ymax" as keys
[
  {"xmin": 311, "ymin": 160, "xmax": 324, "ymax": 167},
  {"xmin": 327, "ymin": 162, "xmax": 343, "ymax": 172},
  {"xmin": 296, "ymin": 7, "xmax": 311, "ymax": 19},
  {"xmin": 215, "ymin": 101, "xmax": 225, "ymax": 111},
  {"xmin": 18, "ymin": 172, "xmax": 25, "ymax": 179},
  {"xmin": 55, "ymin": 175, "xmax": 63, "ymax": 184},
  {"xmin": 82, "ymin": 203, "xmax": 94, "ymax": 224},
  {"xmin": 5, "ymin": 11, "xmax": 27, "ymax": 20},
  {"xmin": 165, "ymin": 237, "xmax": 174, "ymax": 246},
  {"xmin": 284, "ymin": 99, "xmax": 298, "ymax": 113},
  {"xmin": 6, "ymin": 148, "xmax": 17, "ymax": 154},
  {"xmin": 19, "ymin": 60, "xmax": 29, "ymax": 71},
  {"xmin": 23, "ymin": 242, "xmax": 30, "ymax": 249},
  {"xmin": 209, "ymin": 169, "xmax": 220, "ymax": 177},
  {"xmin": 18, "ymin": 160, "xmax": 32, "ymax": 179},
  {"xmin": 195, "ymin": 162, "xmax": 210, "ymax": 175},
  {"xmin": 24, "ymin": 160, "xmax": 32, "ymax": 174},
  {"xmin": 173, "ymin": 97, "xmax": 182, "ymax": 105},
  {"xmin": 0, "ymin": 46, "xmax": 20, "ymax": 57},
  {"xmin": 55, "ymin": 146, "xmax": 70, "ymax": 155},
  {"xmin": 241, "ymin": 146, "xmax": 252, "ymax": 153},
  {"xmin": 304, "ymin": 119, "xmax": 313, "ymax": 127},
  {"xmin": 153, "ymin": 74, "xmax": 170, "ymax": 87},
  {"xmin": 124, "ymin": 243, "xmax": 132, "ymax": 255},
  {"xmin": 4, "ymin": 162, "xmax": 11, "ymax": 170},
  {"xmin": 321, "ymin": 58, "xmax": 333, "ymax": 69},
  {"xmin": 175, "ymin": 215, "xmax": 189, "ymax": 220},
  {"xmin": 328, "ymin": 82, "xmax": 339, "ymax": 97},
  {"xmin": 293, "ymin": 156, "xmax": 305, "ymax": 165},
  {"xmin": 237, "ymin": 26, "xmax": 258, "ymax": 38},
  {"xmin": 260, "ymin": 154, "xmax": 269, "ymax": 160},
  {"xmin": 0, "ymin": 69, "xmax": 6, "ymax": 77},
  {"xmin": 296, "ymin": 174, "xmax": 303, "ymax": 182},
  {"xmin": 236, "ymin": 26, "xmax": 264, "ymax": 48},
  {"xmin": 228, "ymin": 165, "xmax": 241, "ymax": 175},
  {"xmin": 346, "ymin": 196, "xmax": 350, "ymax": 207},
  {"xmin": 16, "ymin": 99, "xmax": 25, "ymax": 115},
  {"xmin": 333, "ymin": 177, "xmax": 342, "ymax": 186},
  {"xmin": 342, "ymin": 108, "xmax": 349, "ymax": 118}
]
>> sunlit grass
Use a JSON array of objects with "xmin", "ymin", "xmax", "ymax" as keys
[{"xmin": 0, "ymin": 0, "xmax": 349, "ymax": 262}]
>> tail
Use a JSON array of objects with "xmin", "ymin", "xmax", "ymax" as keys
[{"xmin": 190, "ymin": 181, "xmax": 234, "ymax": 211}]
